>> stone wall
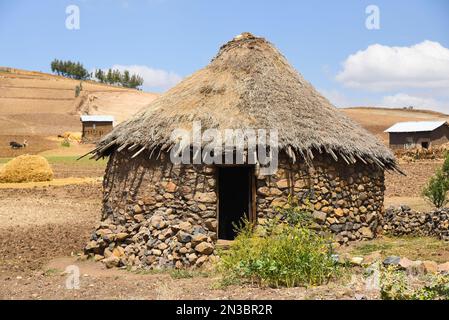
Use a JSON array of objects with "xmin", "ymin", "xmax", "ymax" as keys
[
  {"xmin": 84, "ymin": 151, "xmax": 386, "ymax": 269},
  {"xmin": 382, "ymin": 206, "xmax": 449, "ymax": 240},
  {"xmin": 85, "ymin": 150, "xmax": 219, "ymax": 269},
  {"xmin": 256, "ymin": 154, "xmax": 385, "ymax": 244}
]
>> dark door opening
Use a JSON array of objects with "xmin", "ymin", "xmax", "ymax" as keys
[
  {"xmin": 218, "ymin": 166, "xmax": 254, "ymax": 240},
  {"xmin": 421, "ymin": 141, "xmax": 430, "ymax": 149}
]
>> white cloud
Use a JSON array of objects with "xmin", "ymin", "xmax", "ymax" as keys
[
  {"xmin": 336, "ymin": 41, "xmax": 449, "ymax": 91},
  {"xmin": 381, "ymin": 93, "xmax": 448, "ymax": 113},
  {"xmin": 111, "ymin": 64, "xmax": 182, "ymax": 91}
]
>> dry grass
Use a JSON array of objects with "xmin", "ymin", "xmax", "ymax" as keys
[
  {"xmin": 0, "ymin": 177, "xmax": 101, "ymax": 189},
  {"xmin": 0, "ymin": 154, "xmax": 53, "ymax": 183},
  {"xmin": 384, "ymin": 196, "xmax": 434, "ymax": 212},
  {"xmin": 341, "ymin": 236, "xmax": 449, "ymax": 263}
]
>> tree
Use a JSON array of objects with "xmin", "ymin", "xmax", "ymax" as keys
[
  {"xmin": 122, "ymin": 70, "xmax": 130, "ymax": 87},
  {"xmin": 423, "ymin": 168, "xmax": 449, "ymax": 209},
  {"xmin": 50, "ymin": 59, "xmax": 90, "ymax": 80}
]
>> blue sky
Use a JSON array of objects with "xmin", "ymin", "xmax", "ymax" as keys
[{"xmin": 1, "ymin": 0, "xmax": 448, "ymax": 112}]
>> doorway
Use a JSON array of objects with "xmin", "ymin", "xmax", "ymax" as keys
[
  {"xmin": 217, "ymin": 166, "xmax": 255, "ymax": 240},
  {"xmin": 421, "ymin": 141, "xmax": 430, "ymax": 149}
]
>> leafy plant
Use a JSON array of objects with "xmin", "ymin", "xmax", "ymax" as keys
[
  {"xmin": 422, "ymin": 168, "xmax": 449, "ymax": 208},
  {"xmin": 61, "ymin": 139, "xmax": 71, "ymax": 148},
  {"xmin": 218, "ymin": 204, "xmax": 339, "ymax": 288},
  {"xmin": 380, "ymin": 266, "xmax": 411, "ymax": 300},
  {"xmin": 380, "ymin": 266, "xmax": 449, "ymax": 300},
  {"xmin": 442, "ymin": 151, "xmax": 449, "ymax": 178}
]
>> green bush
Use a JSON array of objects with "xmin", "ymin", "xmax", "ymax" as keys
[
  {"xmin": 422, "ymin": 168, "xmax": 449, "ymax": 208},
  {"xmin": 442, "ymin": 151, "xmax": 449, "ymax": 177},
  {"xmin": 218, "ymin": 205, "xmax": 339, "ymax": 288},
  {"xmin": 61, "ymin": 139, "xmax": 71, "ymax": 148},
  {"xmin": 380, "ymin": 266, "xmax": 449, "ymax": 300}
]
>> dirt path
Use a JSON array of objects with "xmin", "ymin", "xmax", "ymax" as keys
[{"xmin": 0, "ymin": 256, "xmax": 376, "ymax": 300}]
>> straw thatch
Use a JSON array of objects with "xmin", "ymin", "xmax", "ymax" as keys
[{"xmin": 89, "ymin": 32, "xmax": 399, "ymax": 171}]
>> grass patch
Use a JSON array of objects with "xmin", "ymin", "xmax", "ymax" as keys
[
  {"xmin": 343, "ymin": 236, "xmax": 449, "ymax": 263},
  {"xmin": 169, "ymin": 269, "xmax": 210, "ymax": 279},
  {"xmin": 44, "ymin": 268, "xmax": 61, "ymax": 276},
  {"xmin": 126, "ymin": 266, "xmax": 210, "ymax": 279}
]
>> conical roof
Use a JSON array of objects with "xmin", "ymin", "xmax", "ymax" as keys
[{"xmin": 92, "ymin": 32, "xmax": 398, "ymax": 170}]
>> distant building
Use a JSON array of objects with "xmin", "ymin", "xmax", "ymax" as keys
[
  {"xmin": 385, "ymin": 121, "xmax": 449, "ymax": 149},
  {"xmin": 80, "ymin": 115, "xmax": 114, "ymax": 143}
]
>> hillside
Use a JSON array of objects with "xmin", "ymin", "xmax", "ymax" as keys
[
  {"xmin": 342, "ymin": 107, "xmax": 449, "ymax": 143},
  {"xmin": 0, "ymin": 67, "xmax": 158, "ymax": 156}
]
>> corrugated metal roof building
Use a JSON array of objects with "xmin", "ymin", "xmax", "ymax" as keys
[
  {"xmin": 385, "ymin": 121, "xmax": 449, "ymax": 149},
  {"xmin": 80, "ymin": 115, "xmax": 114, "ymax": 143}
]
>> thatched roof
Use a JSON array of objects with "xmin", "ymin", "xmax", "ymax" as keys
[{"xmin": 89, "ymin": 32, "xmax": 399, "ymax": 171}]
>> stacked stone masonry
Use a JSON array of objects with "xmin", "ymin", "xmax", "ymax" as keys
[
  {"xmin": 85, "ymin": 151, "xmax": 386, "ymax": 268},
  {"xmin": 383, "ymin": 206, "xmax": 449, "ymax": 240}
]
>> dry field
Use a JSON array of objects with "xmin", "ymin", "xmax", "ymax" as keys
[
  {"xmin": 0, "ymin": 67, "xmax": 158, "ymax": 158},
  {"xmin": 342, "ymin": 107, "xmax": 449, "ymax": 143}
]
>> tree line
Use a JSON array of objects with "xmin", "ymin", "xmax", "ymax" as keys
[
  {"xmin": 50, "ymin": 59, "xmax": 144, "ymax": 89},
  {"xmin": 51, "ymin": 59, "xmax": 90, "ymax": 80},
  {"xmin": 94, "ymin": 69, "xmax": 144, "ymax": 89}
]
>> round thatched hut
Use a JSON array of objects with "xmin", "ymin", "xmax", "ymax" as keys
[{"xmin": 84, "ymin": 33, "xmax": 399, "ymax": 269}]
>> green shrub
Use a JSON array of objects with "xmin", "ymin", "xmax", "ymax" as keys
[
  {"xmin": 380, "ymin": 266, "xmax": 410, "ymax": 300},
  {"xmin": 218, "ymin": 205, "xmax": 339, "ymax": 288},
  {"xmin": 422, "ymin": 168, "xmax": 449, "ymax": 208},
  {"xmin": 442, "ymin": 151, "xmax": 449, "ymax": 177},
  {"xmin": 380, "ymin": 266, "xmax": 449, "ymax": 300},
  {"xmin": 61, "ymin": 139, "xmax": 71, "ymax": 148}
]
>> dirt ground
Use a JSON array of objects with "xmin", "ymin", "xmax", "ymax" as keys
[
  {"xmin": 0, "ymin": 256, "xmax": 378, "ymax": 300},
  {"xmin": 0, "ymin": 159, "xmax": 446, "ymax": 300}
]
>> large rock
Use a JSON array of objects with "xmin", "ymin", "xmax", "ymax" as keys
[
  {"xmin": 177, "ymin": 231, "xmax": 192, "ymax": 243},
  {"xmin": 195, "ymin": 242, "xmax": 214, "ymax": 255},
  {"xmin": 276, "ymin": 179, "xmax": 289, "ymax": 189},
  {"xmin": 334, "ymin": 208, "xmax": 344, "ymax": 217},
  {"xmin": 312, "ymin": 211, "xmax": 327, "ymax": 224},
  {"xmin": 191, "ymin": 233, "xmax": 208, "ymax": 246},
  {"xmin": 420, "ymin": 260, "xmax": 438, "ymax": 274},
  {"xmin": 383, "ymin": 256, "xmax": 400, "ymax": 266},
  {"xmin": 205, "ymin": 219, "xmax": 217, "ymax": 232},
  {"xmin": 150, "ymin": 215, "xmax": 166, "ymax": 229},
  {"xmin": 102, "ymin": 256, "xmax": 120, "ymax": 268},
  {"xmin": 437, "ymin": 262, "xmax": 449, "ymax": 274},
  {"xmin": 360, "ymin": 227, "xmax": 374, "ymax": 239},
  {"xmin": 194, "ymin": 192, "xmax": 217, "ymax": 203},
  {"xmin": 165, "ymin": 182, "xmax": 177, "ymax": 193}
]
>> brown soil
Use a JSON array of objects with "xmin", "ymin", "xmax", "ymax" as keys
[
  {"xmin": 385, "ymin": 160, "xmax": 442, "ymax": 197},
  {"xmin": 0, "ymin": 257, "xmax": 373, "ymax": 300},
  {"xmin": 0, "ymin": 184, "xmax": 102, "ymax": 274}
]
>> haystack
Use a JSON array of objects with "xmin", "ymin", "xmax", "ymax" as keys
[
  {"xmin": 84, "ymin": 33, "xmax": 399, "ymax": 269},
  {"xmin": 0, "ymin": 155, "xmax": 53, "ymax": 183}
]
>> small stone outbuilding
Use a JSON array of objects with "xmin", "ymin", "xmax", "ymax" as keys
[
  {"xmin": 386, "ymin": 121, "xmax": 449, "ymax": 149},
  {"xmin": 84, "ymin": 33, "xmax": 400, "ymax": 269},
  {"xmin": 80, "ymin": 115, "xmax": 114, "ymax": 143}
]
